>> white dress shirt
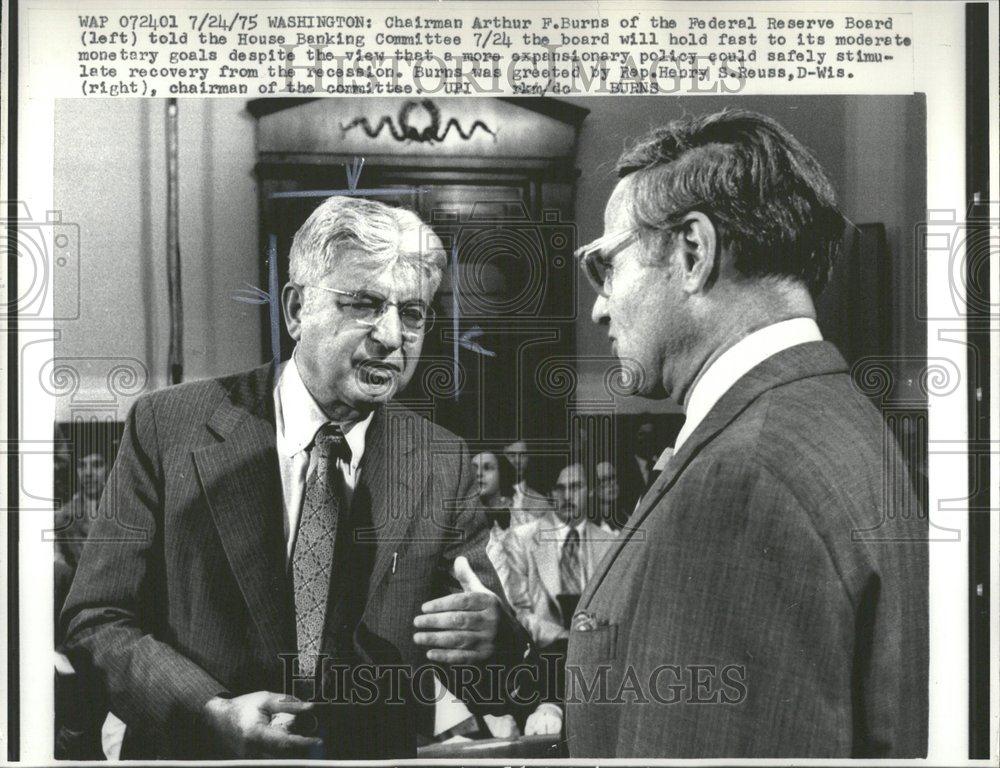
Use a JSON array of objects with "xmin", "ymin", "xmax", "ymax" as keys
[
  {"xmin": 651, "ymin": 446, "xmax": 674, "ymax": 476},
  {"xmin": 510, "ymin": 480, "xmax": 529, "ymax": 526},
  {"xmin": 634, "ymin": 455, "xmax": 652, "ymax": 485},
  {"xmin": 670, "ymin": 317, "xmax": 823, "ymax": 455},
  {"xmin": 273, "ymin": 355, "xmax": 374, "ymax": 560},
  {"xmin": 512, "ymin": 480, "xmax": 527, "ymax": 503},
  {"xmin": 510, "ymin": 480, "xmax": 552, "ymax": 527}
]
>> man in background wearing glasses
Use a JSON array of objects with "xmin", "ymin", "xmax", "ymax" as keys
[
  {"xmin": 62, "ymin": 196, "xmax": 532, "ymax": 759},
  {"xmin": 565, "ymin": 110, "xmax": 927, "ymax": 758}
]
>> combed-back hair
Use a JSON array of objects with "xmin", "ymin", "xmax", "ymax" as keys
[
  {"xmin": 474, "ymin": 450, "xmax": 517, "ymax": 500},
  {"xmin": 289, "ymin": 196, "xmax": 446, "ymax": 289},
  {"xmin": 616, "ymin": 109, "xmax": 846, "ymax": 296}
]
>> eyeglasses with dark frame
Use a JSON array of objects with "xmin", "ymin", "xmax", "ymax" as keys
[
  {"xmin": 574, "ymin": 228, "xmax": 640, "ymax": 298},
  {"xmin": 305, "ymin": 285, "xmax": 435, "ymax": 336}
]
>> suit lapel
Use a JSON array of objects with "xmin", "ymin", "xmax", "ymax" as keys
[
  {"xmin": 535, "ymin": 516, "xmax": 563, "ymax": 608},
  {"xmin": 193, "ymin": 364, "xmax": 295, "ymax": 658},
  {"xmin": 359, "ymin": 405, "xmax": 424, "ymax": 611},
  {"xmin": 580, "ymin": 341, "xmax": 848, "ymax": 609}
]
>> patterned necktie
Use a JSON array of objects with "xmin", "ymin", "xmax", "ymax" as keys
[
  {"xmin": 293, "ymin": 423, "xmax": 350, "ymax": 678},
  {"xmin": 560, "ymin": 526, "xmax": 583, "ymax": 595}
]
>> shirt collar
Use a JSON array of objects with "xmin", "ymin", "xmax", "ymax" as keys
[
  {"xmin": 274, "ymin": 354, "xmax": 374, "ymax": 468},
  {"xmin": 673, "ymin": 318, "xmax": 822, "ymax": 451},
  {"xmin": 342, "ymin": 410, "xmax": 374, "ymax": 470},
  {"xmin": 652, "ymin": 445, "xmax": 674, "ymax": 473},
  {"xmin": 551, "ymin": 513, "xmax": 588, "ymax": 545}
]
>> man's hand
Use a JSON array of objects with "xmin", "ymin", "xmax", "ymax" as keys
[
  {"xmin": 524, "ymin": 702, "xmax": 563, "ymax": 736},
  {"xmin": 202, "ymin": 691, "xmax": 322, "ymax": 758},
  {"xmin": 483, "ymin": 713, "xmax": 521, "ymax": 739},
  {"xmin": 413, "ymin": 556, "xmax": 501, "ymax": 663}
]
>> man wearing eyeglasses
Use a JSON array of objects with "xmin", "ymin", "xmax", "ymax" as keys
[
  {"xmin": 62, "ymin": 196, "xmax": 533, "ymax": 759},
  {"xmin": 565, "ymin": 110, "xmax": 927, "ymax": 758}
]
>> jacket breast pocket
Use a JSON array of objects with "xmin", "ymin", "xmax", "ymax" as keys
[{"xmin": 569, "ymin": 622, "xmax": 618, "ymax": 662}]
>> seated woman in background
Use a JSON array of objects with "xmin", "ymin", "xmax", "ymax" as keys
[
  {"xmin": 466, "ymin": 450, "xmax": 524, "ymax": 739},
  {"xmin": 471, "ymin": 450, "xmax": 518, "ymax": 592},
  {"xmin": 470, "ymin": 450, "xmax": 561, "ymax": 739}
]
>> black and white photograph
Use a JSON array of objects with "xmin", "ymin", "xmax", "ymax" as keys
[{"xmin": 2, "ymin": 1, "xmax": 996, "ymax": 764}]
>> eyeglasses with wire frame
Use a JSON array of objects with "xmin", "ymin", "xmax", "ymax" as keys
[{"xmin": 306, "ymin": 285, "xmax": 435, "ymax": 336}]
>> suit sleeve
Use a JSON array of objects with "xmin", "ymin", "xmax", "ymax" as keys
[
  {"xmin": 61, "ymin": 396, "xmax": 227, "ymax": 736},
  {"xmin": 619, "ymin": 453, "xmax": 857, "ymax": 757}
]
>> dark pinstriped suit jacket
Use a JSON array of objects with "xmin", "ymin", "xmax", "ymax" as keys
[
  {"xmin": 565, "ymin": 342, "xmax": 928, "ymax": 758},
  {"xmin": 61, "ymin": 363, "xmax": 531, "ymax": 759}
]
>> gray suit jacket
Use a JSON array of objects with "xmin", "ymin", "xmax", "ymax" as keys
[
  {"xmin": 564, "ymin": 342, "xmax": 928, "ymax": 758},
  {"xmin": 61, "ymin": 363, "xmax": 531, "ymax": 759}
]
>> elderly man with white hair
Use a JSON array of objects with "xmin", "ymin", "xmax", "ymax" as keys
[{"xmin": 62, "ymin": 196, "xmax": 533, "ymax": 760}]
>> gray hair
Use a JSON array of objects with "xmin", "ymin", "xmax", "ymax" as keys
[
  {"xmin": 617, "ymin": 109, "xmax": 845, "ymax": 297},
  {"xmin": 289, "ymin": 196, "xmax": 446, "ymax": 291}
]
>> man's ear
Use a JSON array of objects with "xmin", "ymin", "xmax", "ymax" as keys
[
  {"xmin": 674, "ymin": 212, "xmax": 718, "ymax": 295},
  {"xmin": 281, "ymin": 282, "xmax": 304, "ymax": 342}
]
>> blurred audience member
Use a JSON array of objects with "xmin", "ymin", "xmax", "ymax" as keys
[
  {"xmin": 54, "ymin": 451, "xmax": 108, "ymax": 625},
  {"xmin": 592, "ymin": 460, "xmax": 627, "ymax": 529},
  {"xmin": 472, "ymin": 450, "xmax": 519, "ymax": 600},
  {"xmin": 472, "ymin": 450, "xmax": 515, "ymax": 515},
  {"xmin": 616, "ymin": 419, "xmax": 661, "ymax": 514},
  {"xmin": 450, "ymin": 451, "xmax": 521, "ymax": 740},
  {"xmin": 506, "ymin": 461, "xmax": 618, "ymax": 737},
  {"xmin": 504, "ymin": 439, "xmax": 552, "ymax": 526},
  {"xmin": 634, "ymin": 420, "xmax": 658, "ymax": 490},
  {"xmin": 53, "ymin": 450, "xmax": 109, "ymax": 760},
  {"xmin": 52, "ymin": 423, "xmax": 73, "ymax": 519}
]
